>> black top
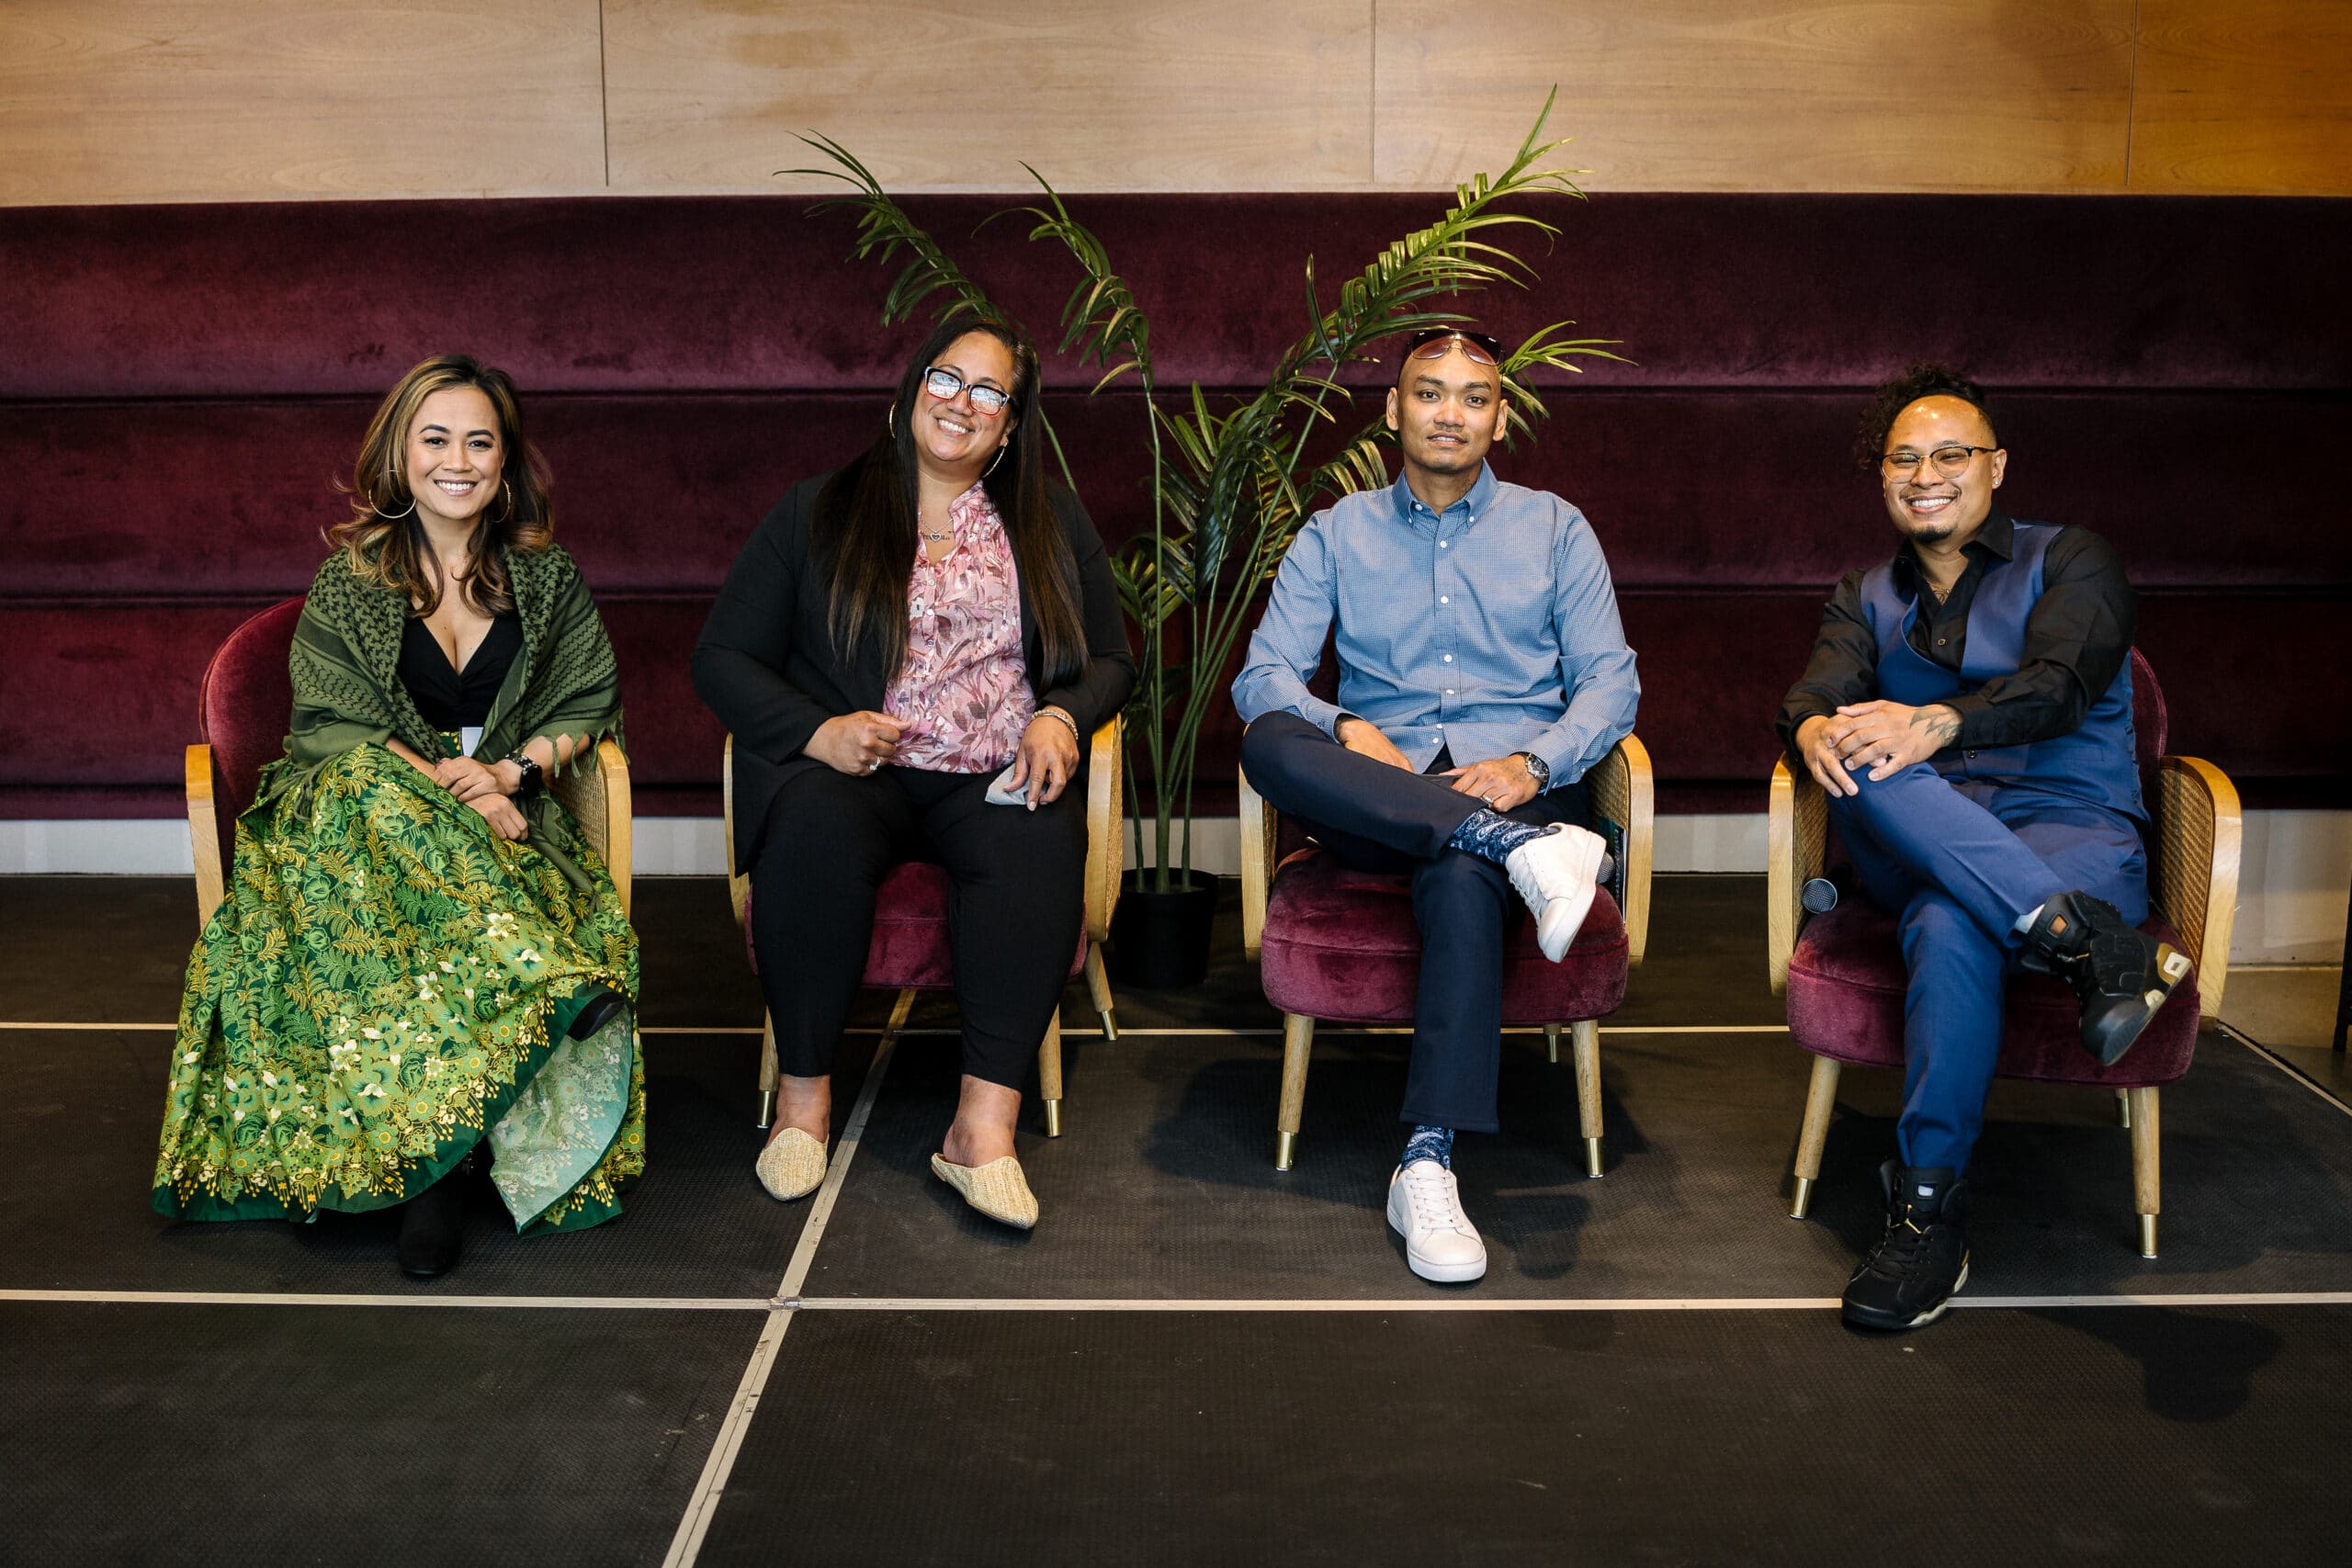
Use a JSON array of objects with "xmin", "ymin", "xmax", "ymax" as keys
[
  {"xmin": 1777, "ymin": 511, "xmax": 2136, "ymax": 755},
  {"xmin": 398, "ymin": 613, "xmax": 522, "ymax": 731},
  {"xmin": 693, "ymin": 471, "xmax": 1137, "ymax": 867}
]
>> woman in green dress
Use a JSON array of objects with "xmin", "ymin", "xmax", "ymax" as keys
[{"xmin": 153, "ymin": 354, "xmax": 644, "ymax": 1278}]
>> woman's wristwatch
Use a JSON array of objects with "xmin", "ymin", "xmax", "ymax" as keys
[
  {"xmin": 1510, "ymin": 750, "xmax": 1551, "ymax": 792},
  {"xmin": 503, "ymin": 752, "xmax": 544, "ymax": 797}
]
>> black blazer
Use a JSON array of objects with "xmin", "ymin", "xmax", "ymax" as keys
[{"xmin": 694, "ymin": 471, "xmax": 1137, "ymax": 866}]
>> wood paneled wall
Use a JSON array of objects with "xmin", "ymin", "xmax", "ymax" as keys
[{"xmin": 2, "ymin": 2, "xmax": 2345, "ymax": 203}]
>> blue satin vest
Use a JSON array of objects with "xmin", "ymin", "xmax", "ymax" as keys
[{"xmin": 1859, "ymin": 520, "xmax": 2144, "ymax": 822}]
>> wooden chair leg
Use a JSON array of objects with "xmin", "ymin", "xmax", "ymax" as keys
[
  {"xmin": 1544, "ymin": 1023, "xmax": 1561, "ymax": 1064},
  {"xmin": 1569, "ymin": 1019, "xmax": 1603, "ymax": 1178},
  {"xmin": 1275, "ymin": 1013, "xmax": 1315, "ymax": 1170},
  {"xmin": 1791, "ymin": 1055, "xmax": 1842, "ymax": 1219},
  {"xmin": 755, "ymin": 1011, "xmax": 778, "ymax": 1130},
  {"xmin": 884, "ymin": 988, "xmax": 915, "ymax": 1039},
  {"xmin": 1039, "ymin": 1010, "xmax": 1065, "ymax": 1138},
  {"xmin": 2117, "ymin": 1086, "xmax": 2132, "ymax": 1129},
  {"xmin": 1083, "ymin": 945, "xmax": 1117, "ymax": 1042},
  {"xmin": 2129, "ymin": 1085, "xmax": 2160, "ymax": 1258}
]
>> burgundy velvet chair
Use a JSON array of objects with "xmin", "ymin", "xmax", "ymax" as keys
[
  {"xmin": 185, "ymin": 597, "xmax": 635, "ymax": 926},
  {"xmin": 1769, "ymin": 649, "xmax": 2238, "ymax": 1258},
  {"xmin": 1238, "ymin": 737, "xmax": 1655, "ymax": 1174},
  {"xmin": 726, "ymin": 720, "xmax": 1123, "ymax": 1139}
]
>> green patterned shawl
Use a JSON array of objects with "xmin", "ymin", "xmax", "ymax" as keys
[{"xmin": 258, "ymin": 543, "xmax": 624, "ymax": 885}]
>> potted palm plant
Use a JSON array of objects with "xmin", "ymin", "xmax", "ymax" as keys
[{"xmin": 795, "ymin": 92, "xmax": 1621, "ymax": 986}]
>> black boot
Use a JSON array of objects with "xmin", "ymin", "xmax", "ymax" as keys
[
  {"xmin": 2020, "ymin": 891, "xmax": 2193, "ymax": 1066},
  {"xmin": 396, "ymin": 1166, "xmax": 466, "ymax": 1279},
  {"xmin": 1842, "ymin": 1161, "xmax": 1970, "ymax": 1331},
  {"xmin": 567, "ymin": 986, "xmax": 627, "ymax": 1041}
]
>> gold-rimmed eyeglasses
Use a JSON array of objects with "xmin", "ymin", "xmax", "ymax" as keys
[{"xmin": 1882, "ymin": 445, "xmax": 1996, "ymax": 479}]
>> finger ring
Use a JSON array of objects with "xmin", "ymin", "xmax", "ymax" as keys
[
  {"xmin": 1483, "ymin": 794, "xmax": 1497, "ymax": 807},
  {"xmin": 866, "ymin": 760, "xmax": 879, "ymax": 773}
]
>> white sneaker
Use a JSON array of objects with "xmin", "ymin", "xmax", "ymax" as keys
[
  {"xmin": 1504, "ymin": 823, "xmax": 1608, "ymax": 962},
  {"xmin": 1385, "ymin": 1159, "xmax": 1487, "ymax": 1283}
]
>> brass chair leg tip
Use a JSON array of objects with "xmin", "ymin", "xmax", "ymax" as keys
[
  {"xmin": 1790, "ymin": 1176, "xmax": 1814, "ymax": 1220},
  {"xmin": 754, "ymin": 1090, "xmax": 775, "ymax": 1131},
  {"xmin": 1274, "ymin": 1131, "xmax": 1295, "ymax": 1171},
  {"xmin": 1044, "ymin": 1100, "xmax": 1062, "ymax": 1138},
  {"xmin": 1098, "ymin": 1011, "xmax": 1118, "ymax": 1043},
  {"xmin": 1583, "ymin": 1137, "xmax": 1603, "ymax": 1179},
  {"xmin": 2139, "ymin": 1214, "xmax": 2158, "ymax": 1258}
]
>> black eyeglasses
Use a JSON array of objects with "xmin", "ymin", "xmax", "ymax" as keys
[
  {"xmin": 1404, "ymin": 327, "xmax": 1504, "ymax": 367},
  {"xmin": 922, "ymin": 367, "xmax": 1012, "ymax": 415},
  {"xmin": 1882, "ymin": 445, "xmax": 1996, "ymax": 479}
]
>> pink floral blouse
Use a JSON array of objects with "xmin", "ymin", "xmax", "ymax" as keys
[{"xmin": 884, "ymin": 482, "xmax": 1035, "ymax": 773}]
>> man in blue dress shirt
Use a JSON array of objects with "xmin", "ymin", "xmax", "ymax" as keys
[{"xmin": 1233, "ymin": 327, "xmax": 1640, "ymax": 1284}]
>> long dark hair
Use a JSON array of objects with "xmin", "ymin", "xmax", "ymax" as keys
[
  {"xmin": 811, "ymin": 312, "xmax": 1087, "ymax": 686},
  {"xmin": 330, "ymin": 353, "xmax": 555, "ymax": 616}
]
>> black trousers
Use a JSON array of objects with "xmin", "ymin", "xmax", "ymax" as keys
[
  {"xmin": 749, "ymin": 763, "xmax": 1086, "ymax": 1089},
  {"xmin": 1238, "ymin": 712, "xmax": 1590, "ymax": 1132}
]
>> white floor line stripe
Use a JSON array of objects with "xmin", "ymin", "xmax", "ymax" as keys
[
  {"xmin": 0, "ymin": 1021, "xmax": 176, "ymax": 1031},
  {"xmin": 0, "ymin": 1289, "xmax": 765, "ymax": 1310},
  {"xmin": 2222, "ymin": 1025, "xmax": 2352, "ymax": 1121},
  {"xmin": 662, "ymin": 1029, "xmax": 901, "ymax": 1568},
  {"xmin": 785, "ymin": 1290, "xmax": 2352, "ymax": 1314}
]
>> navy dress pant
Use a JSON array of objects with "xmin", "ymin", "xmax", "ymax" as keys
[
  {"xmin": 1827, "ymin": 761, "xmax": 2148, "ymax": 1173},
  {"xmin": 1238, "ymin": 712, "xmax": 1590, "ymax": 1133}
]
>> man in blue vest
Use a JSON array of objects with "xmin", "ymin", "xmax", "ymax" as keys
[{"xmin": 1777, "ymin": 364, "xmax": 2191, "ymax": 1332}]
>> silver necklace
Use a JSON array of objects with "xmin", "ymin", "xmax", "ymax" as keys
[{"xmin": 918, "ymin": 506, "xmax": 953, "ymax": 544}]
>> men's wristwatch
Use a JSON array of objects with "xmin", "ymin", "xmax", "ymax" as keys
[{"xmin": 1510, "ymin": 751, "xmax": 1551, "ymax": 792}]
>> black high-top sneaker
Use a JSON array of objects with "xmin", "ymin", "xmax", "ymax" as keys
[
  {"xmin": 396, "ymin": 1161, "xmax": 468, "ymax": 1279},
  {"xmin": 2020, "ymin": 891, "xmax": 2193, "ymax": 1066},
  {"xmin": 1841, "ymin": 1161, "xmax": 1970, "ymax": 1331}
]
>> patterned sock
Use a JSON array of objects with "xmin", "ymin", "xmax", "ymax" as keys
[
  {"xmin": 1401, "ymin": 1124, "xmax": 1454, "ymax": 1170},
  {"xmin": 1447, "ymin": 808, "xmax": 1554, "ymax": 865}
]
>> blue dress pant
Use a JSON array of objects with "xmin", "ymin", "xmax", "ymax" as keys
[
  {"xmin": 1827, "ymin": 761, "xmax": 2148, "ymax": 1173},
  {"xmin": 1238, "ymin": 712, "xmax": 1590, "ymax": 1133}
]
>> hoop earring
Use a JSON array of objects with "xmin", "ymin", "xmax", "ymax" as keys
[
  {"xmin": 496, "ymin": 479, "xmax": 515, "ymax": 522},
  {"xmin": 983, "ymin": 441, "xmax": 1008, "ymax": 479},
  {"xmin": 374, "ymin": 490, "xmax": 416, "ymax": 520}
]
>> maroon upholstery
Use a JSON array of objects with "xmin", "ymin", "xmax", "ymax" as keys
[
  {"xmin": 741, "ymin": 868, "xmax": 1087, "ymax": 992},
  {"xmin": 1783, "ymin": 651, "xmax": 2200, "ymax": 1089},
  {"xmin": 1258, "ymin": 851, "xmax": 1630, "ymax": 1025},
  {"xmin": 5, "ymin": 195, "xmax": 2346, "ymax": 818},
  {"xmin": 194, "ymin": 598, "xmax": 305, "ymax": 872}
]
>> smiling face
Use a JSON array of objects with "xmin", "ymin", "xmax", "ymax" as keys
[
  {"xmin": 401, "ymin": 385, "xmax": 507, "ymax": 534},
  {"xmin": 912, "ymin": 330, "xmax": 1017, "ymax": 479},
  {"xmin": 1385, "ymin": 343, "xmax": 1508, "ymax": 483},
  {"xmin": 1880, "ymin": 394, "xmax": 2006, "ymax": 549}
]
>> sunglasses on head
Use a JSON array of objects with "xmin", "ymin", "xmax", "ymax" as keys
[{"xmin": 1404, "ymin": 327, "xmax": 1504, "ymax": 367}]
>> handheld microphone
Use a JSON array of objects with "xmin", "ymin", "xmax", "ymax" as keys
[{"xmin": 1801, "ymin": 865, "xmax": 1853, "ymax": 915}]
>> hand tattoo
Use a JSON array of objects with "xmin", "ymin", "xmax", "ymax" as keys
[{"xmin": 1909, "ymin": 707, "xmax": 1962, "ymax": 747}]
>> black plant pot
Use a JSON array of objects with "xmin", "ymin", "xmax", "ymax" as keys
[{"xmin": 1106, "ymin": 870, "xmax": 1221, "ymax": 988}]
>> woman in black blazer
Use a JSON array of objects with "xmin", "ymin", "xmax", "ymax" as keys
[{"xmin": 693, "ymin": 312, "xmax": 1134, "ymax": 1229}]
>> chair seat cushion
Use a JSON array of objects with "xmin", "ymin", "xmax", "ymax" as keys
[
  {"xmin": 743, "ymin": 862, "xmax": 1087, "ymax": 991},
  {"xmin": 1258, "ymin": 850, "xmax": 1630, "ymax": 1024},
  {"xmin": 1784, "ymin": 900, "xmax": 2200, "ymax": 1087}
]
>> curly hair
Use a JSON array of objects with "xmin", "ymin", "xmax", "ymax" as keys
[
  {"xmin": 1856, "ymin": 363, "xmax": 1996, "ymax": 473},
  {"xmin": 328, "ymin": 353, "xmax": 555, "ymax": 617}
]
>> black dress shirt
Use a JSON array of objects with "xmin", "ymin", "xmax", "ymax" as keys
[{"xmin": 1777, "ymin": 511, "xmax": 2136, "ymax": 756}]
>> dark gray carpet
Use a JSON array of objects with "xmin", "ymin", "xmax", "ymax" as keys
[
  {"xmin": 0, "ymin": 1300, "xmax": 756, "ymax": 1566},
  {"xmin": 703, "ymin": 1304, "xmax": 2352, "ymax": 1568}
]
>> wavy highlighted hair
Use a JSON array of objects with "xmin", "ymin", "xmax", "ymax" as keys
[{"xmin": 330, "ymin": 353, "xmax": 555, "ymax": 616}]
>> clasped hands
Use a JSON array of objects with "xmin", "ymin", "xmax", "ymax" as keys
[
  {"xmin": 1795, "ymin": 701, "xmax": 1962, "ymax": 798},
  {"xmin": 435, "ymin": 755, "xmax": 530, "ymax": 840},
  {"xmin": 1335, "ymin": 716, "xmax": 1543, "ymax": 812},
  {"xmin": 808, "ymin": 705, "xmax": 1081, "ymax": 809}
]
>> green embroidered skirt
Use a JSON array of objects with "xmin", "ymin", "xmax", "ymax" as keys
[{"xmin": 153, "ymin": 743, "xmax": 645, "ymax": 1235}]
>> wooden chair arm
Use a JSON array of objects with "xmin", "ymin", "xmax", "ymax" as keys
[
  {"xmin": 551, "ymin": 738, "xmax": 632, "ymax": 919},
  {"xmin": 186, "ymin": 743, "xmax": 225, "ymax": 928},
  {"xmin": 722, "ymin": 734, "xmax": 749, "ymax": 929},
  {"xmin": 1238, "ymin": 764, "xmax": 1276, "ymax": 961},
  {"xmin": 1767, "ymin": 758, "xmax": 1827, "ymax": 997},
  {"xmin": 2152, "ymin": 754, "xmax": 2241, "ymax": 1025},
  {"xmin": 1589, "ymin": 734, "xmax": 1656, "ymax": 968},
  {"xmin": 1084, "ymin": 716, "xmax": 1123, "ymax": 942}
]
